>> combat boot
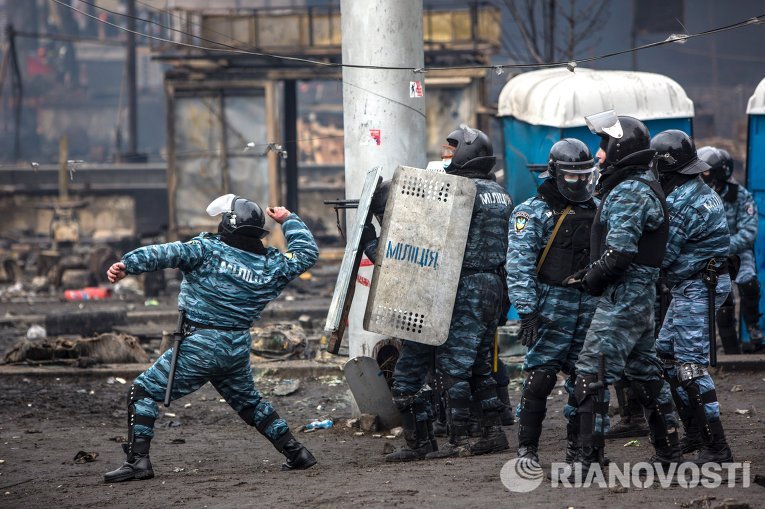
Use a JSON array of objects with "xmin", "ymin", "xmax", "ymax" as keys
[
  {"xmin": 693, "ymin": 421, "xmax": 733, "ymax": 465},
  {"xmin": 565, "ymin": 423, "xmax": 579, "ymax": 464},
  {"xmin": 432, "ymin": 418, "xmax": 448, "ymax": 437},
  {"xmin": 742, "ymin": 326, "xmax": 764, "ymax": 353},
  {"xmin": 103, "ymin": 437, "xmax": 154, "ymax": 483},
  {"xmin": 606, "ymin": 381, "xmax": 648, "ymax": 439},
  {"xmin": 679, "ymin": 418, "xmax": 704, "ymax": 454},
  {"xmin": 468, "ymin": 400, "xmax": 483, "ymax": 437},
  {"xmin": 277, "ymin": 432, "xmax": 317, "ymax": 470},
  {"xmin": 649, "ymin": 431, "xmax": 683, "ymax": 470},
  {"xmin": 471, "ymin": 411, "xmax": 509, "ymax": 455},
  {"xmin": 497, "ymin": 384, "xmax": 516, "ymax": 426},
  {"xmin": 717, "ymin": 306, "xmax": 742, "ymax": 354},
  {"xmin": 425, "ymin": 422, "xmax": 472, "ymax": 459},
  {"xmin": 385, "ymin": 415, "xmax": 434, "ymax": 462}
]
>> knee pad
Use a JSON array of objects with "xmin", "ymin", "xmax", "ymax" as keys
[
  {"xmin": 524, "ymin": 369, "xmax": 558, "ymax": 400},
  {"xmin": 574, "ymin": 373, "xmax": 599, "ymax": 407},
  {"xmin": 629, "ymin": 378, "xmax": 663, "ymax": 409},
  {"xmin": 676, "ymin": 363, "xmax": 709, "ymax": 390}
]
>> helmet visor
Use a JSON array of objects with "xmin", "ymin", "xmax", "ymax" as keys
[
  {"xmin": 555, "ymin": 164, "xmax": 599, "ymax": 202},
  {"xmin": 585, "ymin": 110, "xmax": 623, "ymax": 139},
  {"xmin": 206, "ymin": 193, "xmax": 237, "ymax": 216}
]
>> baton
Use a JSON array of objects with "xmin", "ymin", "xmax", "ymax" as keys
[
  {"xmin": 708, "ymin": 284, "xmax": 717, "ymax": 367},
  {"xmin": 164, "ymin": 311, "xmax": 186, "ymax": 407},
  {"xmin": 702, "ymin": 261, "xmax": 718, "ymax": 368}
]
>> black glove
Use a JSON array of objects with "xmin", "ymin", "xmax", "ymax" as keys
[
  {"xmin": 580, "ymin": 248, "xmax": 634, "ymax": 297},
  {"xmin": 519, "ymin": 310, "xmax": 542, "ymax": 347},
  {"xmin": 359, "ymin": 222, "xmax": 377, "ymax": 248},
  {"xmin": 561, "ymin": 268, "xmax": 588, "ymax": 291}
]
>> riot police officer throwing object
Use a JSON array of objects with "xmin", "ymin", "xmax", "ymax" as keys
[
  {"xmin": 507, "ymin": 138, "xmax": 602, "ymax": 467},
  {"xmin": 563, "ymin": 111, "xmax": 682, "ymax": 473},
  {"xmin": 652, "ymin": 130, "xmax": 734, "ymax": 465},
  {"xmin": 103, "ymin": 196, "xmax": 319, "ymax": 482}
]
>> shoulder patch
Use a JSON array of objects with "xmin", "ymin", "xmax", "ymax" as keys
[
  {"xmin": 747, "ymin": 203, "xmax": 755, "ymax": 216},
  {"xmin": 284, "ymin": 252, "xmax": 295, "ymax": 260},
  {"xmin": 514, "ymin": 211, "xmax": 530, "ymax": 233}
]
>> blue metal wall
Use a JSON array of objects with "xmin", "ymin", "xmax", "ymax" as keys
[{"xmin": 744, "ymin": 114, "xmax": 765, "ymax": 341}]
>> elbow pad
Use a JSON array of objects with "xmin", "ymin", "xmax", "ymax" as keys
[{"xmin": 582, "ymin": 249, "xmax": 634, "ymax": 296}]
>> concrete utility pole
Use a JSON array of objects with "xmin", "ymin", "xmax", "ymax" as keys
[
  {"xmin": 341, "ymin": 0, "xmax": 427, "ymax": 359},
  {"xmin": 126, "ymin": 0, "xmax": 138, "ymax": 157}
]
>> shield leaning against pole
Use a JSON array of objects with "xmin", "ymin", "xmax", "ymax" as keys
[{"xmin": 363, "ymin": 166, "xmax": 476, "ymax": 345}]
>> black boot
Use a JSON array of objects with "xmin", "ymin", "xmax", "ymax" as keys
[
  {"xmin": 676, "ymin": 405, "xmax": 704, "ymax": 454},
  {"xmin": 635, "ymin": 385, "xmax": 683, "ymax": 468},
  {"xmin": 717, "ymin": 305, "xmax": 741, "ymax": 355},
  {"xmin": 565, "ymin": 423, "xmax": 579, "ymax": 464},
  {"xmin": 693, "ymin": 420, "xmax": 733, "ymax": 465},
  {"xmin": 104, "ymin": 437, "xmax": 154, "ymax": 483},
  {"xmin": 570, "ymin": 374, "xmax": 607, "ymax": 477},
  {"xmin": 385, "ymin": 411, "xmax": 434, "ymax": 462},
  {"xmin": 275, "ymin": 432, "xmax": 317, "ymax": 470},
  {"xmin": 471, "ymin": 410, "xmax": 509, "ymax": 455},
  {"xmin": 742, "ymin": 324, "xmax": 764, "ymax": 353},
  {"xmin": 433, "ymin": 418, "xmax": 448, "ymax": 437},
  {"xmin": 497, "ymin": 385, "xmax": 516, "ymax": 426},
  {"xmin": 467, "ymin": 403, "xmax": 483, "ymax": 438},
  {"xmin": 425, "ymin": 421, "xmax": 472, "ymax": 459},
  {"xmin": 606, "ymin": 380, "xmax": 649, "ymax": 439}
]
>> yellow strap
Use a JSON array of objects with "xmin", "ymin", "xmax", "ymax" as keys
[
  {"xmin": 535, "ymin": 205, "xmax": 573, "ymax": 274},
  {"xmin": 493, "ymin": 330, "xmax": 499, "ymax": 373}
]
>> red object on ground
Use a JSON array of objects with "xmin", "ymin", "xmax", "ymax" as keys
[{"xmin": 63, "ymin": 287, "xmax": 113, "ymax": 301}]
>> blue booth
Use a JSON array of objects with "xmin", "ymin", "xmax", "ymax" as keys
[
  {"xmin": 497, "ymin": 68, "xmax": 695, "ymax": 207},
  {"xmin": 745, "ymin": 78, "xmax": 765, "ymax": 338}
]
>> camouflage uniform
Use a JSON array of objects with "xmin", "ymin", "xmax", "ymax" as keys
[
  {"xmin": 574, "ymin": 170, "xmax": 680, "ymax": 466},
  {"xmin": 125, "ymin": 215, "xmax": 318, "ymax": 446},
  {"xmin": 656, "ymin": 177, "xmax": 732, "ymax": 455},
  {"xmin": 716, "ymin": 182, "xmax": 761, "ymax": 352},
  {"xmin": 507, "ymin": 190, "xmax": 600, "ymax": 457},
  {"xmin": 391, "ymin": 178, "xmax": 512, "ymax": 451}
]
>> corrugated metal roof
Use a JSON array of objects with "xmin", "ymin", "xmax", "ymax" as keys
[
  {"xmin": 498, "ymin": 68, "xmax": 694, "ymax": 127},
  {"xmin": 746, "ymin": 76, "xmax": 765, "ymax": 114}
]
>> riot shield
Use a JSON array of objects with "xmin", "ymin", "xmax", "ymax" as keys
[{"xmin": 363, "ymin": 166, "xmax": 476, "ymax": 345}]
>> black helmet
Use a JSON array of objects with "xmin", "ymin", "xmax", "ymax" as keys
[
  {"xmin": 649, "ymin": 129, "xmax": 709, "ymax": 175},
  {"xmin": 603, "ymin": 116, "xmax": 651, "ymax": 166},
  {"xmin": 585, "ymin": 111, "xmax": 651, "ymax": 166},
  {"xmin": 719, "ymin": 148, "xmax": 734, "ymax": 175},
  {"xmin": 698, "ymin": 146, "xmax": 732, "ymax": 187},
  {"xmin": 444, "ymin": 124, "xmax": 495, "ymax": 174},
  {"xmin": 206, "ymin": 194, "xmax": 270, "ymax": 239},
  {"xmin": 543, "ymin": 138, "xmax": 599, "ymax": 202}
]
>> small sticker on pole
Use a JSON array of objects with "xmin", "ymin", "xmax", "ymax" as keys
[{"xmin": 409, "ymin": 81, "xmax": 423, "ymax": 98}]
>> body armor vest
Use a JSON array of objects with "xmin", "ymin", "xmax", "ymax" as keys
[
  {"xmin": 536, "ymin": 201, "xmax": 596, "ymax": 286},
  {"xmin": 590, "ymin": 177, "xmax": 669, "ymax": 268}
]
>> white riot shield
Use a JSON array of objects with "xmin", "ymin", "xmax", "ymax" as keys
[{"xmin": 363, "ymin": 166, "xmax": 476, "ymax": 345}]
